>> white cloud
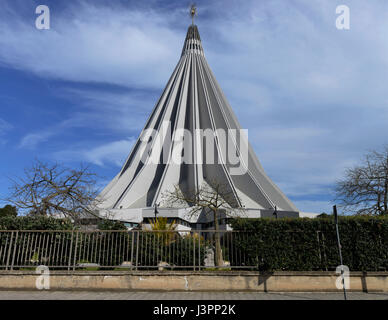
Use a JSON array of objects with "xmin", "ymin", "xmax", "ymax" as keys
[
  {"xmin": 0, "ymin": 118, "xmax": 13, "ymax": 144},
  {"xmin": 0, "ymin": 118, "xmax": 12, "ymax": 133},
  {"xmin": 54, "ymin": 138, "xmax": 136, "ymax": 167},
  {"xmin": 0, "ymin": 2, "xmax": 182, "ymax": 88},
  {"xmin": 19, "ymin": 131, "xmax": 55, "ymax": 149},
  {"xmin": 18, "ymin": 88, "xmax": 152, "ymax": 150},
  {"xmin": 59, "ymin": 88, "xmax": 154, "ymax": 133}
]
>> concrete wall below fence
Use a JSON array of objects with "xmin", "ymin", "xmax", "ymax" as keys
[{"xmin": 0, "ymin": 271, "xmax": 387, "ymax": 292}]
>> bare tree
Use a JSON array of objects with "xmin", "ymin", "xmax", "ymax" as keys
[
  {"xmin": 335, "ymin": 146, "xmax": 388, "ymax": 215},
  {"xmin": 4, "ymin": 160, "xmax": 101, "ymax": 220},
  {"xmin": 162, "ymin": 180, "xmax": 244, "ymax": 266}
]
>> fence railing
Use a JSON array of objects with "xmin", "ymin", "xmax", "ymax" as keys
[{"xmin": 0, "ymin": 230, "xmax": 258, "ymax": 271}]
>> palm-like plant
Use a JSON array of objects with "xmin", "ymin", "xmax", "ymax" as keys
[{"xmin": 150, "ymin": 217, "xmax": 177, "ymax": 245}]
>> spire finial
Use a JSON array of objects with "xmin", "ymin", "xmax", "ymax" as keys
[{"xmin": 190, "ymin": 4, "xmax": 197, "ymax": 25}]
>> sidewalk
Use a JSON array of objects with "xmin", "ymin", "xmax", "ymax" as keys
[{"xmin": 0, "ymin": 291, "xmax": 387, "ymax": 300}]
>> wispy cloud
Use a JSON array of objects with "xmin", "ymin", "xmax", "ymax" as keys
[
  {"xmin": 0, "ymin": 118, "xmax": 12, "ymax": 133},
  {"xmin": 19, "ymin": 131, "xmax": 55, "ymax": 149},
  {"xmin": 54, "ymin": 138, "xmax": 136, "ymax": 167},
  {"xmin": 0, "ymin": 1, "xmax": 182, "ymax": 88},
  {"xmin": 18, "ymin": 87, "xmax": 153, "ymax": 149},
  {"xmin": 59, "ymin": 88, "xmax": 155, "ymax": 133},
  {"xmin": 0, "ymin": 118, "xmax": 13, "ymax": 145}
]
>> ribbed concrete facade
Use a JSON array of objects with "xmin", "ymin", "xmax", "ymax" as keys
[{"xmin": 96, "ymin": 24, "xmax": 298, "ymax": 222}]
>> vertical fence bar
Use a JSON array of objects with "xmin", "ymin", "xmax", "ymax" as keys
[
  {"xmin": 59, "ymin": 233, "xmax": 65, "ymax": 267},
  {"xmin": 153, "ymin": 232, "xmax": 156, "ymax": 267},
  {"xmin": 140, "ymin": 232, "xmax": 144, "ymax": 267},
  {"xmin": 42, "ymin": 233, "xmax": 47, "ymax": 266},
  {"xmin": 1, "ymin": 233, "xmax": 8, "ymax": 268},
  {"xmin": 23, "ymin": 232, "xmax": 30, "ymax": 267},
  {"xmin": 47, "ymin": 233, "xmax": 53, "ymax": 267},
  {"xmin": 96, "ymin": 233, "xmax": 104, "ymax": 266},
  {"xmin": 114, "ymin": 232, "xmax": 119, "ymax": 266},
  {"xmin": 238, "ymin": 233, "xmax": 242, "ymax": 266},
  {"xmin": 130, "ymin": 231, "xmax": 134, "ymax": 267},
  {"xmin": 16, "ymin": 232, "xmax": 24, "ymax": 267},
  {"xmin": 5, "ymin": 231, "xmax": 14, "ymax": 270},
  {"xmin": 52, "ymin": 232, "xmax": 57, "ymax": 267},
  {"xmin": 101, "ymin": 232, "xmax": 106, "ymax": 267},
  {"xmin": 168, "ymin": 232, "xmax": 171, "ymax": 266},
  {"xmin": 27, "ymin": 232, "xmax": 33, "ymax": 267},
  {"xmin": 0, "ymin": 234, "xmax": 3, "ymax": 266},
  {"xmin": 198, "ymin": 231, "xmax": 201, "ymax": 271},
  {"xmin": 72, "ymin": 231, "xmax": 79, "ymax": 271},
  {"xmin": 32, "ymin": 232, "xmax": 39, "ymax": 266},
  {"xmin": 109, "ymin": 233, "xmax": 113, "ymax": 267},
  {"xmin": 10, "ymin": 231, "xmax": 19, "ymax": 270},
  {"xmin": 193, "ymin": 232, "xmax": 196, "ymax": 271},
  {"xmin": 67, "ymin": 231, "xmax": 73, "ymax": 270},
  {"xmin": 231, "ymin": 232, "xmax": 234, "ymax": 268},
  {"xmin": 135, "ymin": 231, "xmax": 139, "ymax": 270},
  {"xmin": 94, "ymin": 232, "xmax": 98, "ymax": 265},
  {"xmin": 87, "ymin": 233, "xmax": 91, "ymax": 264}
]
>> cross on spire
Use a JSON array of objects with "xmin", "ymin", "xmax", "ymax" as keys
[{"xmin": 190, "ymin": 4, "xmax": 197, "ymax": 25}]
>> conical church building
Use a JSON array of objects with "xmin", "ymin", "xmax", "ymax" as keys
[{"xmin": 96, "ymin": 18, "xmax": 314, "ymax": 230}]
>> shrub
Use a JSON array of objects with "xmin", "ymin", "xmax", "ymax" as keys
[
  {"xmin": 97, "ymin": 219, "xmax": 127, "ymax": 230},
  {"xmin": 0, "ymin": 216, "xmax": 74, "ymax": 230},
  {"xmin": 230, "ymin": 216, "xmax": 388, "ymax": 271},
  {"xmin": 0, "ymin": 205, "xmax": 18, "ymax": 217}
]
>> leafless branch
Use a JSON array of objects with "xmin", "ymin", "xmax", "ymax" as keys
[
  {"xmin": 3, "ymin": 160, "xmax": 102, "ymax": 220},
  {"xmin": 335, "ymin": 145, "xmax": 388, "ymax": 215}
]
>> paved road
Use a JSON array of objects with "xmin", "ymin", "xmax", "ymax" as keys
[{"xmin": 0, "ymin": 291, "xmax": 387, "ymax": 300}]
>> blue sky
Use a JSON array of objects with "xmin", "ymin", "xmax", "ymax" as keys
[{"xmin": 0, "ymin": 0, "xmax": 387, "ymax": 213}]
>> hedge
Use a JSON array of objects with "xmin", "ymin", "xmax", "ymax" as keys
[
  {"xmin": 230, "ymin": 216, "xmax": 388, "ymax": 271},
  {"xmin": 0, "ymin": 216, "xmax": 74, "ymax": 230}
]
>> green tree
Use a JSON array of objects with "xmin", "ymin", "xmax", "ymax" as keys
[
  {"xmin": 0, "ymin": 204, "xmax": 18, "ymax": 217},
  {"xmin": 97, "ymin": 219, "xmax": 127, "ymax": 230}
]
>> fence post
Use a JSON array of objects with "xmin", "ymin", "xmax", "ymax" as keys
[
  {"xmin": 10, "ymin": 231, "xmax": 19, "ymax": 270},
  {"xmin": 5, "ymin": 231, "xmax": 14, "ymax": 271},
  {"xmin": 135, "ymin": 231, "xmax": 139, "ymax": 270},
  {"xmin": 72, "ymin": 231, "xmax": 79, "ymax": 271}
]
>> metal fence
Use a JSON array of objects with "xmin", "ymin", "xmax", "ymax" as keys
[{"xmin": 0, "ymin": 230, "xmax": 258, "ymax": 270}]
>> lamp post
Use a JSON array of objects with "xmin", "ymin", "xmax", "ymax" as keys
[
  {"xmin": 273, "ymin": 205, "xmax": 278, "ymax": 219},
  {"xmin": 333, "ymin": 205, "xmax": 347, "ymax": 300},
  {"xmin": 154, "ymin": 203, "xmax": 159, "ymax": 219}
]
